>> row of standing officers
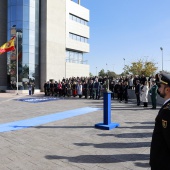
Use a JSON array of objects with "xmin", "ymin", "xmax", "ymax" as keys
[{"xmin": 44, "ymin": 78, "xmax": 129, "ymax": 102}]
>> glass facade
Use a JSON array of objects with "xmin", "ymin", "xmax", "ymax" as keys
[
  {"xmin": 66, "ymin": 50, "xmax": 88, "ymax": 64},
  {"xmin": 69, "ymin": 13, "xmax": 88, "ymax": 26},
  {"xmin": 69, "ymin": 32, "xmax": 88, "ymax": 43},
  {"xmin": 7, "ymin": 0, "xmax": 39, "ymax": 90}
]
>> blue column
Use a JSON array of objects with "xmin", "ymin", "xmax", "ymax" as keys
[
  {"xmin": 103, "ymin": 92, "xmax": 111, "ymax": 124},
  {"xmin": 95, "ymin": 91, "xmax": 119, "ymax": 130}
]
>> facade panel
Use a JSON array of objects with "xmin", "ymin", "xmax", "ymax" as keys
[
  {"xmin": 40, "ymin": 0, "xmax": 66, "ymax": 90},
  {"xmin": 66, "ymin": 62, "xmax": 89, "ymax": 78}
]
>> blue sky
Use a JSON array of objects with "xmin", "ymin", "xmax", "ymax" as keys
[{"xmin": 80, "ymin": 0, "xmax": 170, "ymax": 75}]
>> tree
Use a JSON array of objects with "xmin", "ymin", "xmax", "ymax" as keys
[
  {"xmin": 98, "ymin": 69, "xmax": 106, "ymax": 77},
  {"xmin": 124, "ymin": 59, "xmax": 158, "ymax": 76},
  {"xmin": 107, "ymin": 71, "xmax": 117, "ymax": 79},
  {"xmin": 89, "ymin": 72, "xmax": 93, "ymax": 77}
]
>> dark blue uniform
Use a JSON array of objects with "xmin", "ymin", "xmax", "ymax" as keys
[
  {"xmin": 150, "ymin": 72, "xmax": 170, "ymax": 170},
  {"xmin": 150, "ymin": 100, "xmax": 170, "ymax": 170}
]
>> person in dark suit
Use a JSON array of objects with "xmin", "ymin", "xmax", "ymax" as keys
[
  {"xmin": 149, "ymin": 80, "xmax": 158, "ymax": 109},
  {"xmin": 93, "ymin": 78, "xmax": 100, "ymax": 99},
  {"xmin": 83, "ymin": 80, "xmax": 89, "ymax": 99},
  {"xmin": 109, "ymin": 81, "xmax": 115, "ymax": 99},
  {"xmin": 150, "ymin": 72, "xmax": 170, "ymax": 170},
  {"xmin": 89, "ymin": 79, "xmax": 94, "ymax": 99},
  {"xmin": 44, "ymin": 81, "xmax": 47, "ymax": 96},
  {"xmin": 32, "ymin": 83, "xmax": 35, "ymax": 95},
  {"xmin": 135, "ymin": 80, "xmax": 141, "ymax": 106},
  {"xmin": 123, "ymin": 81, "xmax": 128, "ymax": 103}
]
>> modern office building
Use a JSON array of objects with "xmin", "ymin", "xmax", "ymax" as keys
[{"xmin": 0, "ymin": 0, "xmax": 90, "ymax": 91}]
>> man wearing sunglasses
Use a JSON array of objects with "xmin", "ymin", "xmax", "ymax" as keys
[{"xmin": 150, "ymin": 72, "xmax": 170, "ymax": 170}]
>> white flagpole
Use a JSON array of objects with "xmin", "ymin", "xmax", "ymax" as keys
[{"xmin": 16, "ymin": 32, "xmax": 18, "ymax": 95}]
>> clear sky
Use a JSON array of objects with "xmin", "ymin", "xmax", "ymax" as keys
[{"xmin": 80, "ymin": 0, "xmax": 170, "ymax": 76}]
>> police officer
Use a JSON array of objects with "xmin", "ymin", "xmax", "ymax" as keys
[
  {"xmin": 149, "ymin": 79, "xmax": 158, "ymax": 109},
  {"xmin": 150, "ymin": 72, "xmax": 170, "ymax": 170}
]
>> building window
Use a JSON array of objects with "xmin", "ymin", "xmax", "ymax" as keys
[
  {"xmin": 69, "ymin": 32, "xmax": 88, "ymax": 43},
  {"xmin": 66, "ymin": 50, "xmax": 87, "ymax": 64},
  {"xmin": 69, "ymin": 13, "xmax": 88, "ymax": 26}
]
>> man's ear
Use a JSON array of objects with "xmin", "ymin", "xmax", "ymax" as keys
[{"xmin": 166, "ymin": 87, "xmax": 170, "ymax": 92}]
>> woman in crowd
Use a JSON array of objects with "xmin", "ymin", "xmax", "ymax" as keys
[
  {"xmin": 72, "ymin": 81, "xmax": 77, "ymax": 97},
  {"xmin": 141, "ymin": 81, "xmax": 149, "ymax": 107},
  {"xmin": 57, "ymin": 80, "xmax": 62, "ymax": 97},
  {"xmin": 77, "ymin": 81, "xmax": 83, "ymax": 98}
]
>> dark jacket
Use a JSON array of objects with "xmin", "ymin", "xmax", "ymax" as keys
[
  {"xmin": 135, "ymin": 83, "xmax": 140, "ymax": 94},
  {"xmin": 150, "ymin": 100, "xmax": 170, "ymax": 170},
  {"xmin": 149, "ymin": 84, "xmax": 158, "ymax": 97}
]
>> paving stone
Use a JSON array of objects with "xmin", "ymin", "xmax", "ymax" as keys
[{"xmin": 0, "ymin": 93, "xmax": 156, "ymax": 170}]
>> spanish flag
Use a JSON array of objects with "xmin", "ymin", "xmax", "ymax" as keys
[{"xmin": 0, "ymin": 36, "xmax": 15, "ymax": 55}]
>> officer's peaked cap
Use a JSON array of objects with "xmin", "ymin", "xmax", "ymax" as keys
[{"xmin": 158, "ymin": 72, "xmax": 170, "ymax": 86}]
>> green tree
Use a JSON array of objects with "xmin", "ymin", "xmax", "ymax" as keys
[
  {"xmin": 89, "ymin": 72, "xmax": 93, "ymax": 77},
  {"xmin": 98, "ymin": 69, "xmax": 106, "ymax": 77},
  {"xmin": 124, "ymin": 59, "xmax": 157, "ymax": 76},
  {"xmin": 107, "ymin": 71, "xmax": 117, "ymax": 79}
]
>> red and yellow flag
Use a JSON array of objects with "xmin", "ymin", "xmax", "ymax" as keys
[{"xmin": 0, "ymin": 37, "xmax": 15, "ymax": 55}]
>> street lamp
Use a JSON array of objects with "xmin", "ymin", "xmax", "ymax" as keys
[
  {"xmin": 123, "ymin": 58, "xmax": 125, "ymax": 70},
  {"xmin": 16, "ymin": 32, "xmax": 19, "ymax": 95},
  {"xmin": 160, "ymin": 47, "xmax": 163, "ymax": 71},
  {"xmin": 96, "ymin": 67, "xmax": 98, "ymax": 76},
  {"xmin": 106, "ymin": 63, "xmax": 108, "ymax": 74}
]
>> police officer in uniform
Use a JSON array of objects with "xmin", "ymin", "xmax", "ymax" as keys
[
  {"xmin": 149, "ymin": 79, "xmax": 158, "ymax": 109},
  {"xmin": 150, "ymin": 72, "xmax": 170, "ymax": 170}
]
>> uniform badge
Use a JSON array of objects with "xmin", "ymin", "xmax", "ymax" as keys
[
  {"xmin": 163, "ymin": 103, "xmax": 170, "ymax": 110},
  {"xmin": 162, "ymin": 119, "xmax": 167, "ymax": 128}
]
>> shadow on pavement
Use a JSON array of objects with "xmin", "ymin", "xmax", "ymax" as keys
[
  {"xmin": 118, "ymin": 125, "xmax": 154, "ymax": 129},
  {"xmin": 45, "ymin": 154, "xmax": 150, "ymax": 167},
  {"xmin": 125, "ymin": 121, "xmax": 155, "ymax": 124},
  {"xmin": 98, "ymin": 132, "xmax": 152, "ymax": 138},
  {"xmin": 74, "ymin": 141, "xmax": 151, "ymax": 148}
]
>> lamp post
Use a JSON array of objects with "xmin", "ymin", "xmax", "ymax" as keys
[
  {"xmin": 123, "ymin": 58, "xmax": 125, "ymax": 70},
  {"xmin": 160, "ymin": 47, "xmax": 163, "ymax": 71},
  {"xmin": 16, "ymin": 32, "xmax": 19, "ymax": 95},
  {"xmin": 106, "ymin": 63, "xmax": 107, "ymax": 73},
  {"xmin": 96, "ymin": 67, "xmax": 98, "ymax": 76}
]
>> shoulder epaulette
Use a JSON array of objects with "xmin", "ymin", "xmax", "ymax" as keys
[{"xmin": 163, "ymin": 102, "xmax": 170, "ymax": 110}]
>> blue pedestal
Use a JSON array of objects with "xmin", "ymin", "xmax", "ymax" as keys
[{"xmin": 95, "ymin": 91, "xmax": 119, "ymax": 130}]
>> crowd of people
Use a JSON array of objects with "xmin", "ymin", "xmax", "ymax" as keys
[
  {"xmin": 43, "ymin": 74, "xmax": 158, "ymax": 107},
  {"xmin": 10, "ymin": 71, "xmax": 170, "ymax": 169},
  {"xmin": 45, "ymin": 72, "xmax": 170, "ymax": 169}
]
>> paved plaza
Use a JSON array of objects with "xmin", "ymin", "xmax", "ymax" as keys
[{"xmin": 0, "ymin": 92, "xmax": 159, "ymax": 170}]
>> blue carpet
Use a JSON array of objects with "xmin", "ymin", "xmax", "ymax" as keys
[
  {"xmin": 14, "ymin": 97, "xmax": 60, "ymax": 103},
  {"xmin": 0, "ymin": 107, "xmax": 101, "ymax": 133}
]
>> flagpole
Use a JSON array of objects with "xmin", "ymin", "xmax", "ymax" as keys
[{"xmin": 16, "ymin": 32, "xmax": 19, "ymax": 95}]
